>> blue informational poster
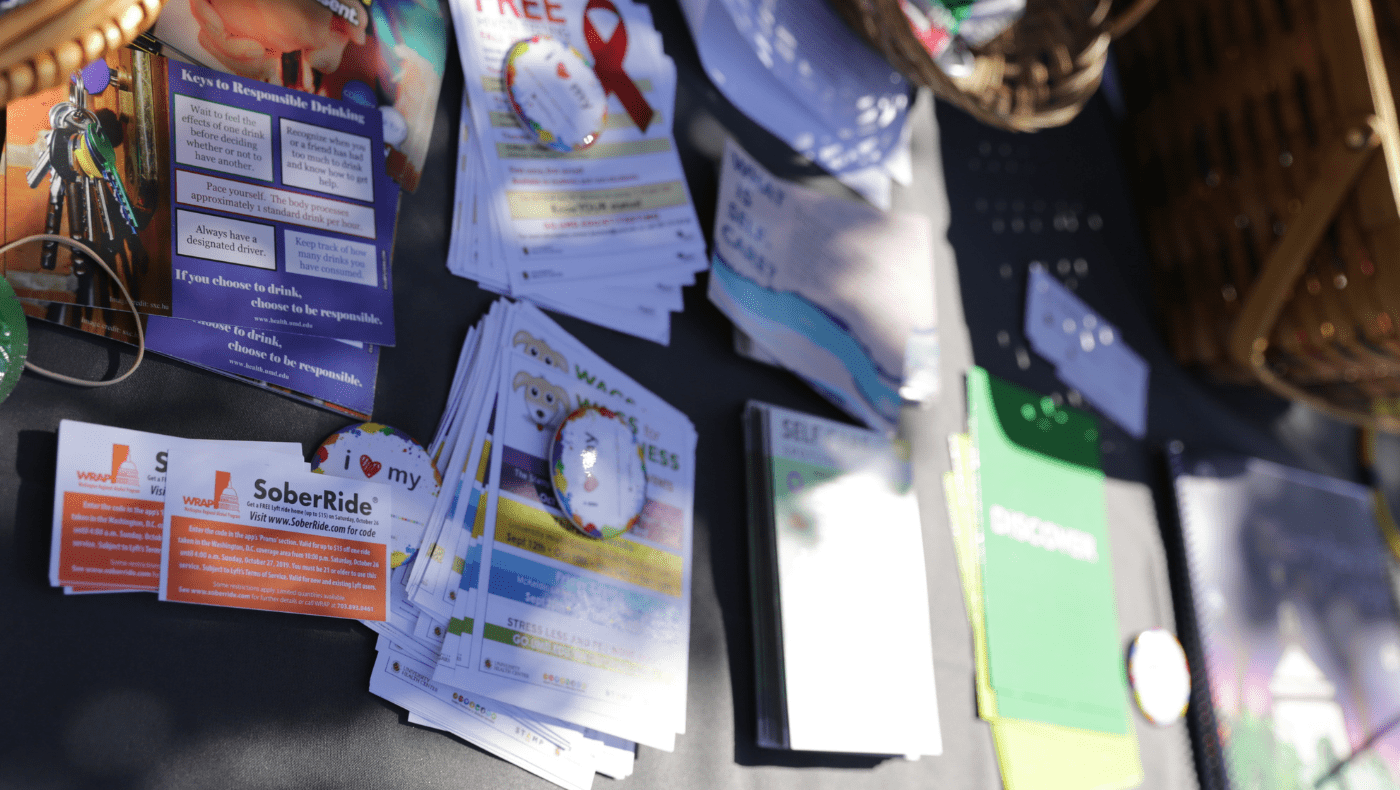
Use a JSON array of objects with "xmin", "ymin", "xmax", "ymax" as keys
[
  {"xmin": 166, "ymin": 61, "xmax": 397, "ymax": 346},
  {"xmin": 144, "ymin": 317, "xmax": 379, "ymax": 416}
]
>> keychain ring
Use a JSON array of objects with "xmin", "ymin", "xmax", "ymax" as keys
[{"xmin": 0, "ymin": 233, "xmax": 145, "ymax": 387}]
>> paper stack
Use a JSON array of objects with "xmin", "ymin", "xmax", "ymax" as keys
[
  {"xmin": 48, "ymin": 420, "xmax": 396, "ymax": 620},
  {"xmin": 709, "ymin": 141, "xmax": 939, "ymax": 434},
  {"xmin": 944, "ymin": 367, "xmax": 1142, "ymax": 790},
  {"xmin": 3, "ymin": 49, "xmax": 397, "ymax": 417},
  {"xmin": 676, "ymin": 0, "xmax": 914, "ymax": 208},
  {"xmin": 368, "ymin": 298, "xmax": 698, "ymax": 785},
  {"xmin": 443, "ymin": 0, "xmax": 707, "ymax": 344},
  {"xmin": 742, "ymin": 401, "xmax": 942, "ymax": 755}
]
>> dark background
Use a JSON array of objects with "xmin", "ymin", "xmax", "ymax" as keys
[{"xmin": 0, "ymin": 1, "xmax": 1384, "ymax": 787}]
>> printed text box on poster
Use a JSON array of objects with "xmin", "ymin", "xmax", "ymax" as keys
[
  {"xmin": 172, "ymin": 95, "xmax": 274, "ymax": 182},
  {"xmin": 175, "ymin": 170, "xmax": 376, "ymax": 239},
  {"xmin": 279, "ymin": 118, "xmax": 375, "ymax": 203},
  {"xmin": 176, "ymin": 210, "xmax": 276, "ymax": 269},
  {"xmin": 283, "ymin": 229, "xmax": 377, "ymax": 287}
]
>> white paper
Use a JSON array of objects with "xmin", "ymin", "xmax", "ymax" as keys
[
  {"xmin": 709, "ymin": 141, "xmax": 937, "ymax": 432},
  {"xmin": 49, "ymin": 420, "xmax": 302, "ymax": 592},
  {"xmin": 432, "ymin": 302, "xmax": 694, "ymax": 749},
  {"xmin": 158, "ymin": 447, "xmax": 393, "ymax": 620},
  {"xmin": 761, "ymin": 403, "xmax": 942, "ymax": 755}
]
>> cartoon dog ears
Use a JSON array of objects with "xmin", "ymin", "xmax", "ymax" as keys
[
  {"xmin": 513, "ymin": 330, "xmax": 568, "ymax": 371},
  {"xmin": 513, "ymin": 370, "xmax": 569, "ymax": 401}
]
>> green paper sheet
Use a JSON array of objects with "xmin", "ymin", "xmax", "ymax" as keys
[
  {"xmin": 967, "ymin": 367, "xmax": 1128, "ymax": 734},
  {"xmin": 940, "ymin": 366, "xmax": 1144, "ymax": 790}
]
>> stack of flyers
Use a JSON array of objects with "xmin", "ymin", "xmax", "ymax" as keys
[
  {"xmin": 3, "ymin": 48, "xmax": 395, "ymax": 417},
  {"xmin": 709, "ymin": 141, "xmax": 939, "ymax": 434},
  {"xmin": 367, "ymin": 298, "xmax": 698, "ymax": 785},
  {"xmin": 742, "ymin": 402, "xmax": 942, "ymax": 755},
  {"xmin": 675, "ymin": 0, "xmax": 914, "ymax": 208},
  {"xmin": 49, "ymin": 420, "xmax": 395, "ymax": 623},
  {"xmin": 942, "ymin": 367, "xmax": 1143, "ymax": 790},
  {"xmin": 443, "ymin": 0, "xmax": 707, "ymax": 345}
]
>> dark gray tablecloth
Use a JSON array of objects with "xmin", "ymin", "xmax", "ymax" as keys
[{"xmin": 2, "ymin": 4, "xmax": 1368, "ymax": 786}]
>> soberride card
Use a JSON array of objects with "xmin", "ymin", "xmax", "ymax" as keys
[
  {"xmin": 158, "ymin": 448, "xmax": 393, "ymax": 620},
  {"xmin": 49, "ymin": 420, "xmax": 301, "ymax": 592},
  {"xmin": 966, "ymin": 366, "xmax": 1129, "ymax": 735}
]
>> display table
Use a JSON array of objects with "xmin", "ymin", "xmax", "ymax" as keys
[{"xmin": 1, "ymin": 3, "xmax": 1362, "ymax": 786}]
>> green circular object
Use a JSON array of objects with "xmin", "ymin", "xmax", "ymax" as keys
[{"xmin": 0, "ymin": 277, "xmax": 29, "ymax": 405}]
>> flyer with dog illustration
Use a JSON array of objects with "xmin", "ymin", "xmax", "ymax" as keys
[
  {"xmin": 438, "ymin": 305, "xmax": 696, "ymax": 750},
  {"xmin": 158, "ymin": 446, "xmax": 393, "ymax": 620}
]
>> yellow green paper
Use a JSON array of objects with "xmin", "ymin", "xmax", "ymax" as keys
[{"xmin": 945, "ymin": 430, "xmax": 1143, "ymax": 790}]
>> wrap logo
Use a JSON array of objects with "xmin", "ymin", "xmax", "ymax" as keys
[
  {"xmin": 183, "ymin": 471, "xmax": 240, "ymax": 515},
  {"xmin": 76, "ymin": 444, "xmax": 139, "ymax": 488}
]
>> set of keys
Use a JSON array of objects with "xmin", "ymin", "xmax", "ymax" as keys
[{"xmin": 23, "ymin": 76, "xmax": 144, "ymax": 312}]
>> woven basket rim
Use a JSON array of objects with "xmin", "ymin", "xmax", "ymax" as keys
[
  {"xmin": 1, "ymin": 0, "xmax": 165, "ymax": 106},
  {"xmin": 831, "ymin": 0, "xmax": 1159, "ymax": 131}
]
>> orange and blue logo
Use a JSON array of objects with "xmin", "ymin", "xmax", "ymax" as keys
[
  {"xmin": 77, "ymin": 444, "xmax": 139, "ymax": 488},
  {"xmin": 182, "ymin": 471, "xmax": 239, "ymax": 515}
]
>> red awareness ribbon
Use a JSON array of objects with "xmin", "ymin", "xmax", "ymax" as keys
[{"xmin": 583, "ymin": 0, "xmax": 654, "ymax": 133}]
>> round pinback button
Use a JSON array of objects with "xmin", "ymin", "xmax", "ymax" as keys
[
  {"xmin": 503, "ymin": 35, "xmax": 607, "ymax": 153},
  {"xmin": 550, "ymin": 405, "xmax": 647, "ymax": 540},
  {"xmin": 1127, "ymin": 628, "xmax": 1191, "ymax": 726},
  {"xmin": 311, "ymin": 423, "xmax": 442, "ymax": 568},
  {"xmin": 380, "ymin": 105, "xmax": 409, "ymax": 147}
]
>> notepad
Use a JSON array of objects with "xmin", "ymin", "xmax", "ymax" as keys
[{"xmin": 743, "ymin": 401, "xmax": 942, "ymax": 755}]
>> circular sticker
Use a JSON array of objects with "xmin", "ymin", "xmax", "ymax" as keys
[
  {"xmin": 0, "ymin": 277, "xmax": 29, "ymax": 406},
  {"xmin": 380, "ymin": 105, "xmax": 409, "ymax": 147},
  {"xmin": 311, "ymin": 423, "xmax": 442, "ymax": 568},
  {"xmin": 550, "ymin": 405, "xmax": 646, "ymax": 540},
  {"xmin": 504, "ymin": 36, "xmax": 607, "ymax": 153},
  {"xmin": 1127, "ymin": 628, "xmax": 1191, "ymax": 726},
  {"xmin": 341, "ymin": 79, "xmax": 377, "ymax": 109}
]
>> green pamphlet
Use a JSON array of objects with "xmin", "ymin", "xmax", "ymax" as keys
[
  {"xmin": 967, "ymin": 366, "xmax": 1129, "ymax": 735},
  {"xmin": 946, "ymin": 441, "xmax": 1143, "ymax": 790},
  {"xmin": 944, "ymin": 368, "xmax": 1142, "ymax": 790}
]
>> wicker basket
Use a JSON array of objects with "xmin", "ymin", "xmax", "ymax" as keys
[
  {"xmin": 831, "ymin": 0, "xmax": 1159, "ymax": 131},
  {"xmin": 1119, "ymin": 0, "xmax": 1400, "ymax": 431},
  {"xmin": 0, "ymin": 0, "xmax": 165, "ymax": 107}
]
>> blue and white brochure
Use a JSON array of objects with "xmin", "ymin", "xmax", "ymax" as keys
[{"xmin": 709, "ymin": 141, "xmax": 938, "ymax": 433}]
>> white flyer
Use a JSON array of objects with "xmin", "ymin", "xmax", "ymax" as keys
[
  {"xmin": 453, "ymin": 0, "xmax": 706, "ymax": 280},
  {"xmin": 709, "ymin": 140, "xmax": 938, "ymax": 432},
  {"xmin": 370, "ymin": 643, "xmax": 597, "ymax": 790},
  {"xmin": 449, "ymin": 303, "xmax": 696, "ymax": 748},
  {"xmin": 158, "ymin": 448, "xmax": 393, "ymax": 620},
  {"xmin": 48, "ymin": 420, "xmax": 301, "ymax": 592}
]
